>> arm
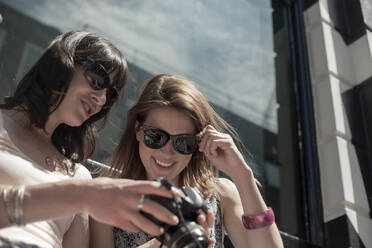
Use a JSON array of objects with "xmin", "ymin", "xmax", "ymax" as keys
[
  {"xmin": 199, "ymin": 125, "xmax": 283, "ymax": 248},
  {"xmin": 88, "ymin": 192, "xmax": 215, "ymax": 248},
  {"xmin": 0, "ymin": 181, "xmax": 87, "ymax": 229},
  {"xmin": 217, "ymin": 176, "xmax": 282, "ymax": 248},
  {"xmin": 1, "ymin": 178, "xmax": 180, "ymax": 236}
]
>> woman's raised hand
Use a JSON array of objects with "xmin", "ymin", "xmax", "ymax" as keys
[{"xmin": 198, "ymin": 125, "xmax": 248, "ymax": 177}]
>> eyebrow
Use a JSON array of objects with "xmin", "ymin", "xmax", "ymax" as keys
[{"xmin": 141, "ymin": 124, "xmax": 197, "ymax": 136}]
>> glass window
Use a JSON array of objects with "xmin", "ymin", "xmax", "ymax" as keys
[
  {"xmin": 0, "ymin": 28, "xmax": 6, "ymax": 52},
  {"xmin": 16, "ymin": 42, "xmax": 43, "ymax": 82},
  {"xmin": 0, "ymin": 0, "xmax": 305, "ymax": 240}
]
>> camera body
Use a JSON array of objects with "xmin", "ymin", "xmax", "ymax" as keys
[{"xmin": 142, "ymin": 178, "xmax": 209, "ymax": 248}]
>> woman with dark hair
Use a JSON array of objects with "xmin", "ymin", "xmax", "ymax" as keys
[
  {"xmin": 91, "ymin": 74, "xmax": 283, "ymax": 248},
  {"xmin": 0, "ymin": 32, "xmax": 180, "ymax": 248}
]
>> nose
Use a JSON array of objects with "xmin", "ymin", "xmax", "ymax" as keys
[
  {"xmin": 160, "ymin": 138, "xmax": 176, "ymax": 155},
  {"xmin": 90, "ymin": 90, "xmax": 107, "ymax": 106}
]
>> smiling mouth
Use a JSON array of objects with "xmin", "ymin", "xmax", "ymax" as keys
[{"xmin": 155, "ymin": 159, "xmax": 174, "ymax": 168}]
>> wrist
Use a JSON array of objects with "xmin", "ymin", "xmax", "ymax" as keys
[
  {"xmin": 76, "ymin": 179, "xmax": 96, "ymax": 213},
  {"xmin": 229, "ymin": 165, "xmax": 254, "ymax": 184},
  {"xmin": 79, "ymin": 177, "xmax": 112, "ymax": 214},
  {"xmin": 22, "ymin": 179, "xmax": 89, "ymax": 224},
  {"xmin": 242, "ymin": 207, "xmax": 275, "ymax": 229},
  {"xmin": 51, "ymin": 180, "xmax": 89, "ymax": 213},
  {"xmin": 52, "ymin": 179, "xmax": 92, "ymax": 213},
  {"xmin": 228, "ymin": 167, "xmax": 268, "ymax": 215}
]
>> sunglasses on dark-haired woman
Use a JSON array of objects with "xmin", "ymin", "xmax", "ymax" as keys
[{"xmin": 78, "ymin": 60, "xmax": 118, "ymax": 106}]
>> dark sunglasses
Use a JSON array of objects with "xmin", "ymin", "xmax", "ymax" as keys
[
  {"xmin": 140, "ymin": 125, "xmax": 201, "ymax": 155},
  {"xmin": 78, "ymin": 60, "xmax": 110, "ymax": 90},
  {"xmin": 78, "ymin": 60, "xmax": 119, "ymax": 106}
]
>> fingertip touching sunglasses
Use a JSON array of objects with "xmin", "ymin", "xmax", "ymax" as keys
[
  {"xmin": 140, "ymin": 125, "xmax": 201, "ymax": 155},
  {"xmin": 77, "ymin": 60, "xmax": 119, "ymax": 105}
]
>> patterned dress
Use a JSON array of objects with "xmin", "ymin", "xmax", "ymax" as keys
[{"xmin": 114, "ymin": 193, "xmax": 223, "ymax": 248}]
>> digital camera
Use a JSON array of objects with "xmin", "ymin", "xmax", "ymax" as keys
[{"xmin": 142, "ymin": 178, "xmax": 209, "ymax": 248}]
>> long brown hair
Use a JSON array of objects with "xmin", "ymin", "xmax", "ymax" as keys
[
  {"xmin": 109, "ymin": 74, "xmax": 243, "ymax": 198},
  {"xmin": 0, "ymin": 31, "xmax": 128, "ymax": 162}
]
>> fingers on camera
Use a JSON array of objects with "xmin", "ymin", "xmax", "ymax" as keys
[
  {"xmin": 134, "ymin": 182, "xmax": 174, "ymax": 198},
  {"xmin": 141, "ymin": 199, "xmax": 179, "ymax": 225},
  {"xmin": 208, "ymin": 238, "xmax": 216, "ymax": 247},
  {"xmin": 132, "ymin": 213, "xmax": 165, "ymax": 236},
  {"xmin": 207, "ymin": 210, "xmax": 215, "ymax": 227},
  {"xmin": 120, "ymin": 221, "xmax": 140, "ymax": 233}
]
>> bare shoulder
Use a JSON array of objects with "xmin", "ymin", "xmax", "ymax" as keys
[{"xmin": 215, "ymin": 177, "xmax": 240, "ymax": 201}]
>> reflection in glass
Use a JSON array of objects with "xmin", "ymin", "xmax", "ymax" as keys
[{"xmin": 0, "ymin": 0, "xmax": 304, "ymax": 239}]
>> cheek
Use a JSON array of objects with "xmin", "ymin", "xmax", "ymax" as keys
[
  {"xmin": 138, "ymin": 141, "xmax": 152, "ymax": 165},
  {"xmin": 136, "ymin": 130, "xmax": 141, "ymax": 142},
  {"xmin": 179, "ymin": 155, "xmax": 193, "ymax": 168}
]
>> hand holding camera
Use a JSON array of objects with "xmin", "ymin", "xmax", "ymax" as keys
[{"xmin": 141, "ymin": 178, "xmax": 210, "ymax": 248}]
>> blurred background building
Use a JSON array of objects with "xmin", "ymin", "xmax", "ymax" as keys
[{"xmin": 0, "ymin": 0, "xmax": 370, "ymax": 247}]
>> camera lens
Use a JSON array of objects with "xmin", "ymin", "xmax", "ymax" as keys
[
  {"xmin": 143, "ymin": 179, "xmax": 209, "ymax": 248},
  {"xmin": 166, "ymin": 221, "xmax": 209, "ymax": 248}
]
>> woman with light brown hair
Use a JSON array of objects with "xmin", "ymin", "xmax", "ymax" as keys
[{"xmin": 91, "ymin": 74, "xmax": 283, "ymax": 248}]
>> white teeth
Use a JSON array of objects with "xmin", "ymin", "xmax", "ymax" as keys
[{"xmin": 155, "ymin": 159, "xmax": 173, "ymax": 167}]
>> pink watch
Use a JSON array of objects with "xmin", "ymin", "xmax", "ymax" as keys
[{"xmin": 242, "ymin": 207, "xmax": 275, "ymax": 229}]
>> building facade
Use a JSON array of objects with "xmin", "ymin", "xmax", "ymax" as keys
[
  {"xmin": 0, "ymin": 0, "xmax": 370, "ymax": 247},
  {"xmin": 304, "ymin": 0, "xmax": 372, "ymax": 247}
]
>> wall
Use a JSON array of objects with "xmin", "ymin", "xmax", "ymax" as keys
[{"xmin": 304, "ymin": 1, "xmax": 372, "ymax": 247}]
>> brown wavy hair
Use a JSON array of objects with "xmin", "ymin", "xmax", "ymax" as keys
[
  {"xmin": 109, "ymin": 74, "xmax": 243, "ymax": 198},
  {"xmin": 0, "ymin": 31, "xmax": 128, "ymax": 162}
]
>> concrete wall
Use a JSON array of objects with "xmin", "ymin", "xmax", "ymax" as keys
[{"xmin": 304, "ymin": 1, "xmax": 372, "ymax": 247}]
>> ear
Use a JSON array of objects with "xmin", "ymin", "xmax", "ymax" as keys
[{"xmin": 135, "ymin": 121, "xmax": 141, "ymax": 142}]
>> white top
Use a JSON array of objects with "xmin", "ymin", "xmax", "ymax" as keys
[{"xmin": 0, "ymin": 111, "xmax": 91, "ymax": 248}]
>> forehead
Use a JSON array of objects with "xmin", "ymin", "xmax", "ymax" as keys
[{"xmin": 144, "ymin": 107, "xmax": 196, "ymax": 135}]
